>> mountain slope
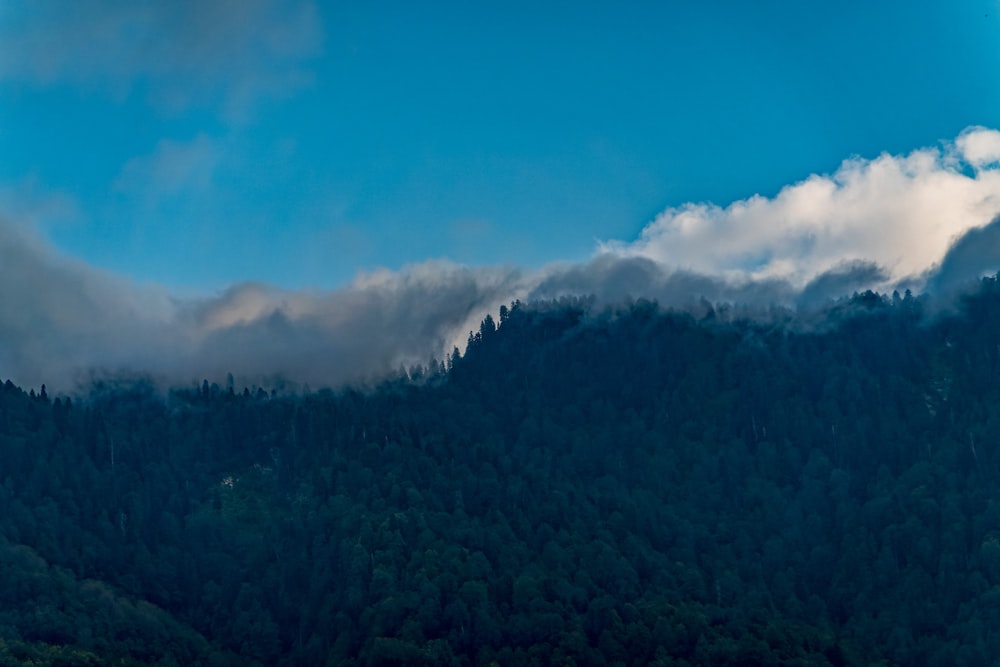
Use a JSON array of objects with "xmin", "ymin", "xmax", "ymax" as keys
[{"xmin": 4, "ymin": 282, "xmax": 1000, "ymax": 665}]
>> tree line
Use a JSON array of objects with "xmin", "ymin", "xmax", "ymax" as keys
[{"xmin": 4, "ymin": 280, "xmax": 1000, "ymax": 664}]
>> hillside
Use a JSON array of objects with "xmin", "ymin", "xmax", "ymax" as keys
[{"xmin": 5, "ymin": 281, "xmax": 1000, "ymax": 665}]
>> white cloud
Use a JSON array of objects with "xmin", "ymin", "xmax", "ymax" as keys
[
  {"xmin": 601, "ymin": 130, "xmax": 1000, "ymax": 287},
  {"xmin": 957, "ymin": 126, "xmax": 1000, "ymax": 169},
  {"xmin": 114, "ymin": 135, "xmax": 222, "ymax": 198},
  {"xmin": 4, "ymin": 127, "xmax": 1000, "ymax": 392},
  {"xmin": 0, "ymin": 0, "xmax": 322, "ymax": 119}
]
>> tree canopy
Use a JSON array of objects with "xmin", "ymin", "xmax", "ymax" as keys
[{"xmin": 5, "ymin": 280, "xmax": 1000, "ymax": 664}]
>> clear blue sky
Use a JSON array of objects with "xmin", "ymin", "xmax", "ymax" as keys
[{"xmin": 2, "ymin": 0, "xmax": 999, "ymax": 290}]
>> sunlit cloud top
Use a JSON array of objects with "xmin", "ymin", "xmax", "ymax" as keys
[{"xmin": 602, "ymin": 128, "xmax": 1000, "ymax": 287}]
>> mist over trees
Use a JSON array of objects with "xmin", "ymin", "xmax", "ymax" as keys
[{"xmin": 6, "ymin": 278, "xmax": 1000, "ymax": 664}]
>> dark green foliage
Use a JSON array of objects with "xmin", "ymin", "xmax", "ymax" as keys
[{"xmin": 7, "ymin": 280, "xmax": 1000, "ymax": 664}]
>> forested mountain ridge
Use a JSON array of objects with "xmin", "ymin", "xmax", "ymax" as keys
[{"xmin": 5, "ymin": 280, "xmax": 1000, "ymax": 665}]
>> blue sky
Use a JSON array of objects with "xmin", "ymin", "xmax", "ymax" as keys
[
  {"xmin": 3, "ymin": 0, "xmax": 999, "ymax": 291},
  {"xmin": 3, "ymin": 1, "xmax": 1000, "ymax": 390}
]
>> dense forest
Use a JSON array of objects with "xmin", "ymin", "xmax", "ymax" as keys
[{"xmin": 8, "ymin": 278, "xmax": 1000, "ymax": 665}]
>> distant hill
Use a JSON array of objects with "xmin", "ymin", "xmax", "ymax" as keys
[{"xmin": 5, "ymin": 279, "xmax": 1000, "ymax": 665}]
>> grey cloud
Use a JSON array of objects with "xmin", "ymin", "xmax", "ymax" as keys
[
  {"xmin": 926, "ymin": 215, "xmax": 1000, "ymax": 296},
  {"xmin": 0, "ymin": 215, "xmax": 875, "ymax": 394},
  {"xmin": 530, "ymin": 254, "xmax": 797, "ymax": 313},
  {"xmin": 0, "ymin": 0, "xmax": 322, "ymax": 118},
  {"xmin": 6, "ymin": 208, "xmax": 1000, "ymax": 395},
  {"xmin": 530, "ymin": 255, "xmax": 666, "ymax": 304},
  {"xmin": 796, "ymin": 261, "xmax": 890, "ymax": 311},
  {"xmin": 180, "ymin": 265, "xmax": 524, "ymax": 388},
  {"xmin": 0, "ymin": 221, "xmax": 177, "ymax": 389},
  {"xmin": 0, "ymin": 217, "xmax": 524, "ymax": 392}
]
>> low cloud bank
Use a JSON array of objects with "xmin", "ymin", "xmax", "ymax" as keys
[
  {"xmin": 4, "ymin": 128, "xmax": 1000, "ymax": 392},
  {"xmin": 0, "ymin": 223, "xmax": 524, "ymax": 391}
]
